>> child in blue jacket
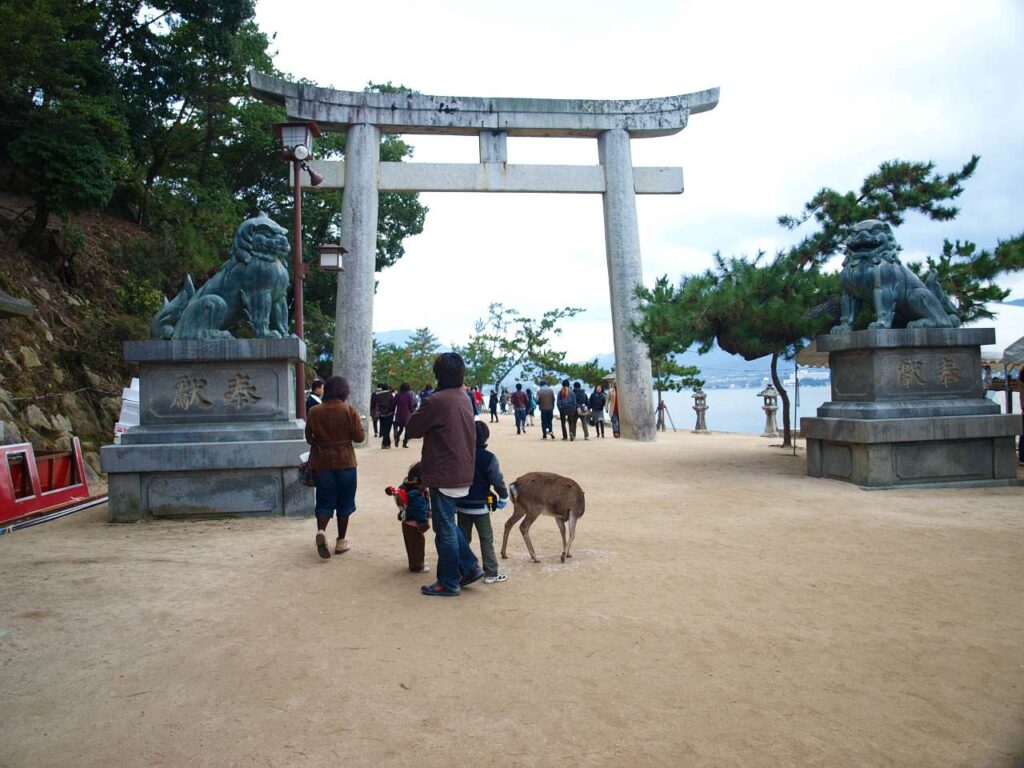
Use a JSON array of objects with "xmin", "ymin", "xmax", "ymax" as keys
[{"xmin": 455, "ymin": 421, "xmax": 509, "ymax": 583}]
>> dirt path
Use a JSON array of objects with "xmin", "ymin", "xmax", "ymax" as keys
[{"xmin": 1, "ymin": 424, "xmax": 1022, "ymax": 767}]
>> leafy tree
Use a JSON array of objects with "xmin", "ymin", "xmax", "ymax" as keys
[
  {"xmin": 455, "ymin": 302, "xmax": 585, "ymax": 392},
  {"xmin": 371, "ymin": 328, "xmax": 440, "ymax": 390},
  {"xmin": 907, "ymin": 232, "xmax": 1024, "ymax": 322},
  {"xmin": 636, "ymin": 157, "xmax": 1009, "ymax": 447},
  {"xmin": 557, "ymin": 358, "xmax": 613, "ymax": 389},
  {"xmin": 0, "ymin": 0, "xmax": 126, "ymax": 249},
  {"xmin": 632, "ymin": 275, "xmax": 704, "ymax": 429}
]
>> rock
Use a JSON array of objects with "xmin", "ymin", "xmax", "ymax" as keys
[
  {"xmin": 44, "ymin": 328, "xmax": 53, "ymax": 343},
  {"xmin": 0, "ymin": 387, "xmax": 13, "ymax": 410},
  {"xmin": 51, "ymin": 366, "xmax": 65, "ymax": 385},
  {"xmin": 83, "ymin": 368, "xmax": 103, "ymax": 388},
  {"xmin": 60, "ymin": 392, "xmax": 103, "ymax": 437},
  {"xmin": 19, "ymin": 346, "xmax": 42, "ymax": 368},
  {"xmin": 51, "ymin": 413, "xmax": 73, "ymax": 435},
  {"xmin": 1, "ymin": 420, "xmax": 23, "ymax": 445},
  {"xmin": 66, "ymin": 294, "xmax": 82, "ymax": 307},
  {"xmin": 25, "ymin": 404, "xmax": 52, "ymax": 431},
  {"xmin": 36, "ymin": 286, "xmax": 50, "ymax": 302},
  {"xmin": 3, "ymin": 350, "xmax": 17, "ymax": 366}
]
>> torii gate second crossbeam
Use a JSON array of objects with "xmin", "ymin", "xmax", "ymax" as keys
[{"xmin": 249, "ymin": 72, "xmax": 720, "ymax": 441}]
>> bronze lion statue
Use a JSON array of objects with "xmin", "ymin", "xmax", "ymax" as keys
[
  {"xmin": 151, "ymin": 213, "xmax": 292, "ymax": 340},
  {"xmin": 831, "ymin": 219, "xmax": 960, "ymax": 333}
]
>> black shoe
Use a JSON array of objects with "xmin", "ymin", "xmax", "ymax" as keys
[
  {"xmin": 460, "ymin": 568, "xmax": 485, "ymax": 587},
  {"xmin": 315, "ymin": 531, "xmax": 331, "ymax": 559}
]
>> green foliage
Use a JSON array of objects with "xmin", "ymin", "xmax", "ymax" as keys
[
  {"xmin": 371, "ymin": 328, "xmax": 440, "ymax": 390},
  {"xmin": 558, "ymin": 359, "xmax": 613, "ymax": 388},
  {"xmin": 454, "ymin": 303, "xmax": 585, "ymax": 391},
  {"xmin": 116, "ymin": 274, "xmax": 164, "ymax": 318},
  {"xmin": 779, "ymin": 157, "xmax": 980, "ymax": 267},
  {"xmin": 0, "ymin": 1, "xmax": 428, "ymax": 360},
  {"xmin": 632, "ymin": 275, "xmax": 704, "ymax": 397},
  {"xmin": 908, "ymin": 231, "xmax": 1024, "ymax": 323}
]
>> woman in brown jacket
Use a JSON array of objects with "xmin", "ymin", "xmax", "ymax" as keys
[{"xmin": 305, "ymin": 376, "xmax": 366, "ymax": 559}]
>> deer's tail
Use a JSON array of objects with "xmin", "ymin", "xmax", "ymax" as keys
[{"xmin": 509, "ymin": 481, "xmax": 520, "ymax": 503}]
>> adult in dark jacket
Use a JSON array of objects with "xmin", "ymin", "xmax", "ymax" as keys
[
  {"xmin": 573, "ymin": 381, "xmax": 590, "ymax": 440},
  {"xmin": 305, "ymin": 379, "xmax": 324, "ymax": 414},
  {"xmin": 405, "ymin": 353, "xmax": 483, "ymax": 596},
  {"xmin": 393, "ymin": 382, "xmax": 417, "ymax": 448},
  {"xmin": 305, "ymin": 376, "xmax": 366, "ymax": 559},
  {"xmin": 589, "ymin": 385, "xmax": 607, "ymax": 438},
  {"xmin": 488, "ymin": 390, "xmax": 499, "ymax": 423},
  {"xmin": 536, "ymin": 381, "xmax": 555, "ymax": 439},
  {"xmin": 375, "ymin": 384, "xmax": 396, "ymax": 449},
  {"xmin": 556, "ymin": 380, "xmax": 577, "ymax": 440}
]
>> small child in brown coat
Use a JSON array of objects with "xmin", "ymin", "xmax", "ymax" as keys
[{"xmin": 385, "ymin": 462, "xmax": 431, "ymax": 573}]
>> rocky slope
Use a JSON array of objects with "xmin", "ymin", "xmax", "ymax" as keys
[{"xmin": 0, "ymin": 193, "xmax": 156, "ymax": 473}]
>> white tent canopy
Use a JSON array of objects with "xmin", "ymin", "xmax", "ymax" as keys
[
  {"xmin": 966, "ymin": 303, "xmax": 1024, "ymax": 365},
  {"xmin": 796, "ymin": 302, "xmax": 1024, "ymax": 369}
]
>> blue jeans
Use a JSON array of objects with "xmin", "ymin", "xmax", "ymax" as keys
[
  {"xmin": 314, "ymin": 467, "xmax": 357, "ymax": 518},
  {"xmin": 514, "ymin": 407, "xmax": 527, "ymax": 432},
  {"xmin": 430, "ymin": 489, "xmax": 480, "ymax": 591}
]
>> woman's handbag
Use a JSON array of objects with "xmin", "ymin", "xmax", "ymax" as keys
[
  {"xmin": 299, "ymin": 460, "xmax": 316, "ymax": 487},
  {"xmin": 576, "ymin": 405, "xmax": 590, "ymax": 417}
]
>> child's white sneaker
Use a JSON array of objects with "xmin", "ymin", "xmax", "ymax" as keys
[{"xmin": 483, "ymin": 573, "xmax": 508, "ymax": 584}]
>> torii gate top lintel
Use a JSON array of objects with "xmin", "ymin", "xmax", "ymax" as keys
[{"xmin": 248, "ymin": 71, "xmax": 719, "ymax": 139}]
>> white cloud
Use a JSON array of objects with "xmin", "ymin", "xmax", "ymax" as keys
[{"xmin": 257, "ymin": 0, "xmax": 1024, "ymax": 359}]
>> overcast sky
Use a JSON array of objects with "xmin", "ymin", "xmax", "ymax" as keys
[{"xmin": 255, "ymin": 0, "xmax": 1024, "ymax": 361}]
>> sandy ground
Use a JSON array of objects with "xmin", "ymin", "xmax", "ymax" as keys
[{"xmin": 1, "ymin": 421, "xmax": 1022, "ymax": 768}]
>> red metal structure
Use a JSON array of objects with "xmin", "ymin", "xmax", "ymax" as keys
[{"xmin": 0, "ymin": 438, "xmax": 91, "ymax": 525}]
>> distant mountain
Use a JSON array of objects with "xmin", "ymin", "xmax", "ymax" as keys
[
  {"xmin": 374, "ymin": 329, "xmax": 417, "ymax": 346},
  {"xmin": 587, "ymin": 344, "xmax": 777, "ymax": 387},
  {"xmin": 1005, "ymin": 298, "xmax": 1024, "ymax": 307}
]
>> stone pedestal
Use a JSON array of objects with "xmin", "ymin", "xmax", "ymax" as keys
[
  {"xmin": 101, "ymin": 339, "xmax": 313, "ymax": 520},
  {"xmin": 802, "ymin": 329, "xmax": 1021, "ymax": 488}
]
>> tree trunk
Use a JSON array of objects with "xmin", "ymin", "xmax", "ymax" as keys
[
  {"xmin": 656, "ymin": 388, "xmax": 664, "ymax": 430},
  {"xmin": 770, "ymin": 351, "xmax": 792, "ymax": 448},
  {"xmin": 19, "ymin": 201, "xmax": 50, "ymax": 250}
]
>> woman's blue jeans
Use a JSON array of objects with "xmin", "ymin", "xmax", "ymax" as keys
[{"xmin": 430, "ymin": 489, "xmax": 480, "ymax": 591}]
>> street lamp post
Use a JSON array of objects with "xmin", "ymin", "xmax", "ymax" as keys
[{"xmin": 273, "ymin": 121, "xmax": 324, "ymax": 420}]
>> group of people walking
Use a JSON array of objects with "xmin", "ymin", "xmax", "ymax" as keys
[{"xmin": 485, "ymin": 380, "xmax": 619, "ymax": 440}]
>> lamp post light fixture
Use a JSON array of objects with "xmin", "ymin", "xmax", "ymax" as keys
[
  {"xmin": 317, "ymin": 243, "xmax": 347, "ymax": 273},
  {"xmin": 273, "ymin": 120, "xmax": 324, "ymax": 420}
]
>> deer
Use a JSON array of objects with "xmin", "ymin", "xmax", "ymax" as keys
[{"xmin": 500, "ymin": 472, "xmax": 585, "ymax": 563}]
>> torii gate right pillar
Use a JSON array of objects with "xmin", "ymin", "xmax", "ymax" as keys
[{"xmin": 600, "ymin": 129, "xmax": 655, "ymax": 441}]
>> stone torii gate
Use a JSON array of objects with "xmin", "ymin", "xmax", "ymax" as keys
[{"xmin": 249, "ymin": 72, "xmax": 719, "ymax": 441}]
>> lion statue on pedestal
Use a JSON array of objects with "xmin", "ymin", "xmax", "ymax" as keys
[
  {"xmin": 151, "ymin": 213, "xmax": 292, "ymax": 340},
  {"xmin": 830, "ymin": 219, "xmax": 960, "ymax": 333}
]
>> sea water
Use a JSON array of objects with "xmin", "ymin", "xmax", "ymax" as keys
[
  {"xmin": 656, "ymin": 386, "xmax": 833, "ymax": 435},
  {"xmin": 655, "ymin": 385, "xmax": 1013, "ymax": 435}
]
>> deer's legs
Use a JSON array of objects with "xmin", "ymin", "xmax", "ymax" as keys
[
  {"xmin": 520, "ymin": 516, "xmax": 540, "ymax": 562},
  {"xmin": 501, "ymin": 508, "xmax": 526, "ymax": 559},
  {"xmin": 565, "ymin": 513, "xmax": 578, "ymax": 559},
  {"xmin": 556, "ymin": 517, "xmax": 568, "ymax": 562}
]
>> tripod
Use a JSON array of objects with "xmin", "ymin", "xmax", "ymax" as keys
[{"xmin": 655, "ymin": 399, "xmax": 676, "ymax": 432}]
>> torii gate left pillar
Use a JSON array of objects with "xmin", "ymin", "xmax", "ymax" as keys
[{"xmin": 250, "ymin": 73, "xmax": 720, "ymax": 441}]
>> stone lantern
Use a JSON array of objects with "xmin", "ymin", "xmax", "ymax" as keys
[
  {"xmin": 757, "ymin": 384, "xmax": 781, "ymax": 437},
  {"xmin": 691, "ymin": 387, "xmax": 710, "ymax": 433}
]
